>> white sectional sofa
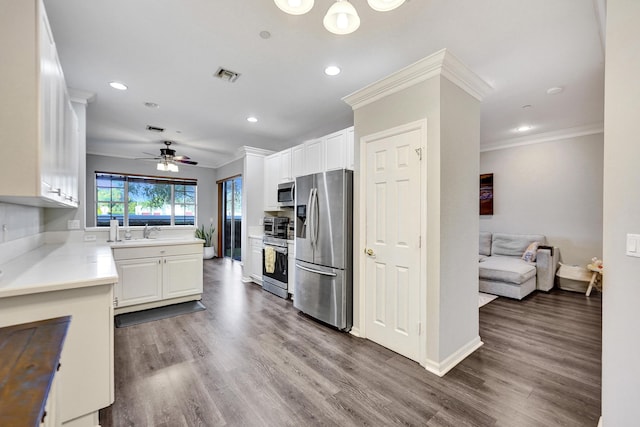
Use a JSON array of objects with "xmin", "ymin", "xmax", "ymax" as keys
[{"xmin": 479, "ymin": 232, "xmax": 560, "ymax": 300}]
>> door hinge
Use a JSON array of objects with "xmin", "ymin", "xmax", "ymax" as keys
[
  {"xmin": 417, "ymin": 322, "xmax": 422, "ymax": 335},
  {"xmin": 415, "ymin": 148, "xmax": 423, "ymax": 160},
  {"xmin": 113, "ymin": 296, "xmax": 119, "ymax": 307},
  {"xmin": 419, "ymin": 235, "xmax": 421, "ymax": 248}
]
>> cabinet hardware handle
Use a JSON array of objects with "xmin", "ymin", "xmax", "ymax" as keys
[{"xmin": 48, "ymin": 188, "xmax": 61, "ymax": 196}]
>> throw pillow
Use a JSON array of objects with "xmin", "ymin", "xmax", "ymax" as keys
[{"xmin": 522, "ymin": 241, "xmax": 539, "ymax": 262}]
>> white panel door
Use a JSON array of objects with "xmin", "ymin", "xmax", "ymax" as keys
[{"xmin": 364, "ymin": 127, "xmax": 422, "ymax": 362}]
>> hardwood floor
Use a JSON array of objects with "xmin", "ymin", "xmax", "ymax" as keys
[{"xmin": 100, "ymin": 258, "xmax": 601, "ymax": 426}]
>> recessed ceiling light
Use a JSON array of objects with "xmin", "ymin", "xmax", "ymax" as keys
[
  {"xmin": 144, "ymin": 102, "xmax": 159, "ymax": 108},
  {"xmin": 516, "ymin": 125, "xmax": 532, "ymax": 132},
  {"xmin": 109, "ymin": 81, "xmax": 128, "ymax": 91},
  {"xmin": 546, "ymin": 86, "xmax": 564, "ymax": 95},
  {"xmin": 247, "ymin": 117, "xmax": 258, "ymax": 123},
  {"xmin": 324, "ymin": 65, "xmax": 341, "ymax": 76},
  {"xmin": 259, "ymin": 31, "xmax": 271, "ymax": 39}
]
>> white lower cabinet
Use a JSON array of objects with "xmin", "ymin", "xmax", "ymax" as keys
[
  {"xmin": 248, "ymin": 236, "xmax": 263, "ymax": 284},
  {"xmin": 112, "ymin": 243, "xmax": 203, "ymax": 314}
]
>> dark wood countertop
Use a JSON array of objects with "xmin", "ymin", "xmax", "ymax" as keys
[{"xmin": 0, "ymin": 316, "xmax": 71, "ymax": 426}]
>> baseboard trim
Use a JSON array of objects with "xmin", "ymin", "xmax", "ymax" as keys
[
  {"xmin": 349, "ymin": 327, "xmax": 362, "ymax": 338},
  {"xmin": 597, "ymin": 416, "xmax": 602, "ymax": 427},
  {"xmin": 424, "ymin": 336, "xmax": 483, "ymax": 377}
]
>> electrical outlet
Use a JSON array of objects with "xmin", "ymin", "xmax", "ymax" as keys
[
  {"xmin": 67, "ymin": 219, "xmax": 80, "ymax": 230},
  {"xmin": 83, "ymin": 234, "xmax": 96, "ymax": 242}
]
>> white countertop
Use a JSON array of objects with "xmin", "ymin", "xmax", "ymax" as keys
[
  {"xmin": 0, "ymin": 243, "xmax": 118, "ymax": 299},
  {"xmin": 110, "ymin": 237, "xmax": 204, "ymax": 249}
]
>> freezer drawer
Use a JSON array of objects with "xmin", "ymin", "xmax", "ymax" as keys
[{"xmin": 293, "ymin": 259, "xmax": 352, "ymax": 331}]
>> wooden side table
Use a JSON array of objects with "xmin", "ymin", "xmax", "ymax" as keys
[{"xmin": 586, "ymin": 264, "xmax": 603, "ymax": 296}]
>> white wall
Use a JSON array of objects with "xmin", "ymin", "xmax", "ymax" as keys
[
  {"xmin": 480, "ymin": 133, "xmax": 604, "ymax": 265},
  {"xmin": 85, "ymin": 154, "xmax": 218, "ymax": 231},
  {"xmin": 602, "ymin": 0, "xmax": 640, "ymax": 424}
]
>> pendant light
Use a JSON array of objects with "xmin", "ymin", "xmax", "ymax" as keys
[
  {"xmin": 367, "ymin": 0, "xmax": 405, "ymax": 12},
  {"xmin": 323, "ymin": 0, "xmax": 360, "ymax": 35},
  {"xmin": 274, "ymin": 0, "xmax": 314, "ymax": 15}
]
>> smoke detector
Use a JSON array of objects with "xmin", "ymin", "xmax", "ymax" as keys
[{"xmin": 214, "ymin": 67, "xmax": 241, "ymax": 83}]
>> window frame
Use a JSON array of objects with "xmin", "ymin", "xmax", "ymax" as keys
[{"xmin": 95, "ymin": 172, "xmax": 197, "ymax": 228}]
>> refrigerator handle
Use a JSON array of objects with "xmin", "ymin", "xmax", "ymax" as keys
[
  {"xmin": 305, "ymin": 188, "xmax": 314, "ymax": 247},
  {"xmin": 312, "ymin": 188, "xmax": 319, "ymax": 248},
  {"xmin": 295, "ymin": 263, "xmax": 337, "ymax": 277}
]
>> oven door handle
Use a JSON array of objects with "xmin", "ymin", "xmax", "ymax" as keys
[
  {"xmin": 265, "ymin": 246, "xmax": 288, "ymax": 254},
  {"xmin": 295, "ymin": 263, "xmax": 337, "ymax": 277}
]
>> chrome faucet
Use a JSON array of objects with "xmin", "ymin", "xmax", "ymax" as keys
[{"xmin": 143, "ymin": 224, "xmax": 161, "ymax": 239}]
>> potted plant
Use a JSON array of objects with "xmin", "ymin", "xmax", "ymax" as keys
[{"xmin": 195, "ymin": 224, "xmax": 216, "ymax": 259}]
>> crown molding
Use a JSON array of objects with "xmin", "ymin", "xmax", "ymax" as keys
[
  {"xmin": 68, "ymin": 88, "xmax": 96, "ymax": 104},
  {"xmin": 480, "ymin": 123, "xmax": 604, "ymax": 152},
  {"xmin": 236, "ymin": 146, "xmax": 274, "ymax": 158},
  {"xmin": 342, "ymin": 48, "xmax": 492, "ymax": 110}
]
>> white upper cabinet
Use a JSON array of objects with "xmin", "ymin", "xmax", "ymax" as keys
[
  {"xmin": 264, "ymin": 153, "xmax": 281, "ymax": 211},
  {"xmin": 292, "ymin": 144, "xmax": 305, "ymax": 178},
  {"xmin": 0, "ymin": 0, "xmax": 79, "ymax": 207},
  {"xmin": 304, "ymin": 138, "xmax": 325, "ymax": 175},
  {"xmin": 279, "ymin": 148, "xmax": 293, "ymax": 183},
  {"xmin": 346, "ymin": 126, "xmax": 355, "ymax": 170},
  {"xmin": 324, "ymin": 130, "xmax": 347, "ymax": 171}
]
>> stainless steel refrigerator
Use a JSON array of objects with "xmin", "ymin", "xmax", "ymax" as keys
[{"xmin": 294, "ymin": 169, "xmax": 353, "ymax": 331}]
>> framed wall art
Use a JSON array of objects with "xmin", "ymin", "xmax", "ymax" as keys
[{"xmin": 480, "ymin": 173, "xmax": 494, "ymax": 215}]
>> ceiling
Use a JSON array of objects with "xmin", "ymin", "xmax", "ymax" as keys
[{"xmin": 43, "ymin": 0, "xmax": 605, "ymax": 169}]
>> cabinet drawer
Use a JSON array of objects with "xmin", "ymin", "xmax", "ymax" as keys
[{"xmin": 113, "ymin": 243, "xmax": 202, "ymax": 260}]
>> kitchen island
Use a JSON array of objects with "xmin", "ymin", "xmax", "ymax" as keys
[{"xmin": 0, "ymin": 242, "xmax": 118, "ymax": 427}]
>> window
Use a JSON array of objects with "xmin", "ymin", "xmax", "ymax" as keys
[{"xmin": 96, "ymin": 172, "xmax": 197, "ymax": 227}]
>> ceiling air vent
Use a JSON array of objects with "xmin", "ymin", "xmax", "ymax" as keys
[
  {"xmin": 214, "ymin": 67, "xmax": 241, "ymax": 83},
  {"xmin": 146, "ymin": 125, "xmax": 165, "ymax": 133}
]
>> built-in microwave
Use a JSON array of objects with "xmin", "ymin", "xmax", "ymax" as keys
[{"xmin": 277, "ymin": 182, "xmax": 295, "ymax": 207}]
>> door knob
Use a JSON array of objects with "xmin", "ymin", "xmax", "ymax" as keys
[{"xmin": 365, "ymin": 248, "xmax": 375, "ymax": 256}]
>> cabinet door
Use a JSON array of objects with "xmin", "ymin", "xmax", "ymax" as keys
[
  {"xmin": 250, "ymin": 238, "xmax": 263, "ymax": 283},
  {"xmin": 115, "ymin": 258, "xmax": 163, "ymax": 307},
  {"xmin": 324, "ymin": 130, "xmax": 347, "ymax": 171},
  {"xmin": 264, "ymin": 153, "xmax": 280, "ymax": 210},
  {"xmin": 292, "ymin": 144, "xmax": 305, "ymax": 178},
  {"xmin": 305, "ymin": 138, "xmax": 325, "ymax": 175},
  {"xmin": 346, "ymin": 127, "xmax": 355, "ymax": 170},
  {"xmin": 163, "ymin": 254, "xmax": 203, "ymax": 299},
  {"xmin": 280, "ymin": 148, "xmax": 292, "ymax": 182}
]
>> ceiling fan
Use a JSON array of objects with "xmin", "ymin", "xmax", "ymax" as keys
[{"xmin": 139, "ymin": 141, "xmax": 198, "ymax": 172}]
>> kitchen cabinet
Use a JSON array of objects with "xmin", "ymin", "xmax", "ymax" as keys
[
  {"xmin": 288, "ymin": 241, "xmax": 295, "ymax": 298},
  {"xmin": 264, "ymin": 153, "xmax": 281, "ymax": 211},
  {"xmin": 248, "ymin": 236, "xmax": 263, "ymax": 284},
  {"xmin": 324, "ymin": 130, "xmax": 347, "ymax": 171},
  {"xmin": 346, "ymin": 126, "xmax": 355, "ymax": 170},
  {"xmin": 279, "ymin": 148, "xmax": 293, "ymax": 182},
  {"xmin": 304, "ymin": 138, "xmax": 325, "ymax": 175},
  {"xmin": 0, "ymin": 0, "xmax": 79, "ymax": 207},
  {"xmin": 112, "ymin": 242, "xmax": 203, "ymax": 314},
  {"xmin": 292, "ymin": 144, "xmax": 305, "ymax": 178}
]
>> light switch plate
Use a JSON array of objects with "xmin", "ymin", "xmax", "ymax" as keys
[
  {"xmin": 626, "ymin": 234, "xmax": 640, "ymax": 257},
  {"xmin": 67, "ymin": 219, "xmax": 80, "ymax": 230}
]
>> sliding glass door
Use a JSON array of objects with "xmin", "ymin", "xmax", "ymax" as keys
[{"xmin": 222, "ymin": 176, "xmax": 242, "ymax": 261}]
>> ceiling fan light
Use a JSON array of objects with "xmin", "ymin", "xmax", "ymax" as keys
[
  {"xmin": 367, "ymin": 0, "xmax": 405, "ymax": 12},
  {"xmin": 274, "ymin": 0, "xmax": 314, "ymax": 15},
  {"xmin": 323, "ymin": 1, "xmax": 360, "ymax": 35},
  {"xmin": 157, "ymin": 162, "xmax": 169, "ymax": 171},
  {"xmin": 168, "ymin": 163, "xmax": 179, "ymax": 172}
]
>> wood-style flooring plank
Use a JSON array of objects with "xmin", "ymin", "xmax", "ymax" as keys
[{"xmin": 100, "ymin": 258, "xmax": 601, "ymax": 426}]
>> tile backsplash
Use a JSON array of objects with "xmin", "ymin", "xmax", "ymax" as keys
[{"xmin": 0, "ymin": 203, "xmax": 43, "ymax": 243}]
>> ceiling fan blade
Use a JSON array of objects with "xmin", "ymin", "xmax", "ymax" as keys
[
  {"xmin": 135, "ymin": 156, "xmax": 162, "ymax": 160},
  {"xmin": 176, "ymin": 159, "xmax": 198, "ymax": 165},
  {"xmin": 173, "ymin": 155, "xmax": 191, "ymax": 160}
]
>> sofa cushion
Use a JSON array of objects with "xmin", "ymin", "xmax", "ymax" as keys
[
  {"xmin": 521, "ymin": 241, "xmax": 540, "ymax": 262},
  {"xmin": 491, "ymin": 233, "xmax": 547, "ymax": 257},
  {"xmin": 479, "ymin": 256, "xmax": 537, "ymax": 285},
  {"xmin": 479, "ymin": 231, "xmax": 492, "ymax": 256},
  {"xmin": 479, "ymin": 254, "xmax": 488, "ymax": 262}
]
